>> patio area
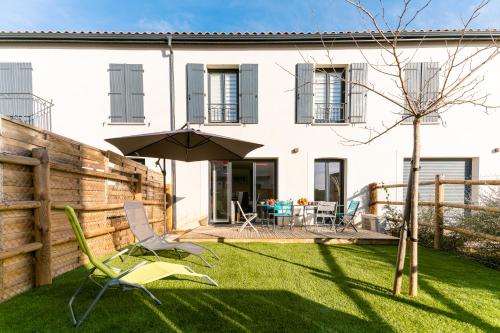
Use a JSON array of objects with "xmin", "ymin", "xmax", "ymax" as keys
[{"xmin": 176, "ymin": 225, "xmax": 398, "ymax": 244}]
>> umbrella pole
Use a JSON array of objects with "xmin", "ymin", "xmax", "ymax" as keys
[{"xmin": 162, "ymin": 158, "xmax": 167, "ymax": 234}]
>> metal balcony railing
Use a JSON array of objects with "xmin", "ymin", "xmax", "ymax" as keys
[
  {"xmin": 313, "ymin": 102, "xmax": 346, "ymax": 123},
  {"xmin": 0, "ymin": 93, "xmax": 53, "ymax": 131},
  {"xmin": 208, "ymin": 103, "xmax": 238, "ymax": 123}
]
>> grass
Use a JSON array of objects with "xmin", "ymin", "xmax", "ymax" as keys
[{"xmin": 0, "ymin": 243, "xmax": 499, "ymax": 332}]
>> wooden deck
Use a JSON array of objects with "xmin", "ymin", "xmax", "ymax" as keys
[{"xmin": 176, "ymin": 225, "xmax": 398, "ymax": 244}]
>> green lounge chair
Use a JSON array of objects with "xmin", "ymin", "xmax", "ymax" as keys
[{"xmin": 65, "ymin": 206, "xmax": 218, "ymax": 327}]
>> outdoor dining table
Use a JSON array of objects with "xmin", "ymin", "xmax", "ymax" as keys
[{"xmin": 256, "ymin": 203, "xmax": 320, "ymax": 230}]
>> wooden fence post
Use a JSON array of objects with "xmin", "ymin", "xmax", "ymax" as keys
[
  {"xmin": 134, "ymin": 173, "xmax": 143, "ymax": 200},
  {"xmin": 434, "ymin": 174, "xmax": 444, "ymax": 249},
  {"xmin": 368, "ymin": 182, "xmax": 378, "ymax": 215},
  {"xmin": 32, "ymin": 147, "xmax": 52, "ymax": 286}
]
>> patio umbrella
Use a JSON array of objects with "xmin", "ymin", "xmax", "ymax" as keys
[{"xmin": 105, "ymin": 124, "xmax": 263, "ymax": 231}]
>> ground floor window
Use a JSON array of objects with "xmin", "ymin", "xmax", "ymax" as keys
[
  {"xmin": 314, "ymin": 159, "xmax": 344, "ymax": 208},
  {"xmin": 210, "ymin": 160, "xmax": 276, "ymax": 223},
  {"xmin": 403, "ymin": 158, "xmax": 472, "ymax": 203}
]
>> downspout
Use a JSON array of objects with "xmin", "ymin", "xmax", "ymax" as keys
[{"xmin": 167, "ymin": 35, "xmax": 177, "ymax": 230}]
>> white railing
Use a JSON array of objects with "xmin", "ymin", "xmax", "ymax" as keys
[
  {"xmin": 0, "ymin": 93, "xmax": 53, "ymax": 131},
  {"xmin": 208, "ymin": 103, "xmax": 238, "ymax": 123},
  {"xmin": 313, "ymin": 103, "xmax": 346, "ymax": 123}
]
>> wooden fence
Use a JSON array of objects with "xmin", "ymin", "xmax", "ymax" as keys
[
  {"xmin": 0, "ymin": 116, "xmax": 171, "ymax": 302},
  {"xmin": 368, "ymin": 176, "xmax": 500, "ymax": 249}
]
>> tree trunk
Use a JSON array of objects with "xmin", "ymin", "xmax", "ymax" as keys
[
  {"xmin": 409, "ymin": 118, "xmax": 421, "ymax": 296},
  {"xmin": 392, "ymin": 153, "xmax": 413, "ymax": 295}
]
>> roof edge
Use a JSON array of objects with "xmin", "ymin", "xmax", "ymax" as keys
[{"xmin": 0, "ymin": 30, "xmax": 498, "ymax": 44}]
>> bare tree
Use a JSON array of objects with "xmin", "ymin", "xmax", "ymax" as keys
[{"xmin": 287, "ymin": 0, "xmax": 499, "ymax": 296}]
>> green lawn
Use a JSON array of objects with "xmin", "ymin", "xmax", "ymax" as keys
[{"xmin": 0, "ymin": 243, "xmax": 499, "ymax": 332}]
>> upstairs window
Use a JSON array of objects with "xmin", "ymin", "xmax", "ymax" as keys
[
  {"xmin": 403, "ymin": 62, "xmax": 440, "ymax": 123},
  {"xmin": 108, "ymin": 64, "xmax": 145, "ymax": 123},
  {"xmin": 208, "ymin": 70, "xmax": 238, "ymax": 123},
  {"xmin": 313, "ymin": 68, "xmax": 346, "ymax": 123}
]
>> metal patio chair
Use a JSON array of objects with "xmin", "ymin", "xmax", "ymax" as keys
[
  {"xmin": 64, "ymin": 206, "xmax": 217, "ymax": 327},
  {"xmin": 124, "ymin": 201, "xmax": 220, "ymax": 268},
  {"xmin": 337, "ymin": 200, "xmax": 360, "ymax": 232},
  {"xmin": 315, "ymin": 202, "xmax": 338, "ymax": 231},
  {"xmin": 271, "ymin": 200, "xmax": 294, "ymax": 230},
  {"xmin": 235, "ymin": 201, "xmax": 258, "ymax": 232}
]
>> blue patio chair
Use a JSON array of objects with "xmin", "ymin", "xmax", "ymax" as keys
[
  {"xmin": 271, "ymin": 200, "xmax": 294, "ymax": 230},
  {"xmin": 336, "ymin": 201, "xmax": 360, "ymax": 232}
]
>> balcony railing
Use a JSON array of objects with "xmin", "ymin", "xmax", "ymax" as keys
[
  {"xmin": 208, "ymin": 103, "xmax": 239, "ymax": 123},
  {"xmin": 0, "ymin": 93, "xmax": 53, "ymax": 131},
  {"xmin": 313, "ymin": 102, "xmax": 346, "ymax": 123}
]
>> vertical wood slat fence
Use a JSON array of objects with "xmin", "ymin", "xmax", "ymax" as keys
[
  {"xmin": 0, "ymin": 116, "xmax": 171, "ymax": 302},
  {"xmin": 368, "ymin": 177, "xmax": 500, "ymax": 249}
]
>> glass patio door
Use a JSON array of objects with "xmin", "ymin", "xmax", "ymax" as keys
[
  {"xmin": 314, "ymin": 159, "xmax": 344, "ymax": 211},
  {"xmin": 210, "ymin": 161, "xmax": 230, "ymax": 222},
  {"xmin": 210, "ymin": 160, "xmax": 276, "ymax": 223}
]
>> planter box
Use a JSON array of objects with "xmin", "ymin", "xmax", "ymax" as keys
[{"xmin": 361, "ymin": 214, "xmax": 387, "ymax": 233}]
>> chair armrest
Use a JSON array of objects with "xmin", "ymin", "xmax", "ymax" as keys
[
  {"xmin": 116, "ymin": 261, "xmax": 148, "ymax": 280},
  {"xmin": 103, "ymin": 248, "xmax": 129, "ymax": 264}
]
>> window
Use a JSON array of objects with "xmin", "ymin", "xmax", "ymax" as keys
[
  {"xmin": 108, "ymin": 64, "xmax": 145, "ymax": 123},
  {"xmin": 313, "ymin": 68, "xmax": 346, "ymax": 123},
  {"xmin": 0, "ymin": 62, "xmax": 33, "ymax": 122},
  {"xmin": 403, "ymin": 158, "xmax": 472, "ymax": 203},
  {"xmin": 208, "ymin": 70, "xmax": 238, "ymax": 123},
  {"xmin": 314, "ymin": 159, "xmax": 344, "ymax": 208},
  {"xmin": 403, "ymin": 62, "xmax": 440, "ymax": 123}
]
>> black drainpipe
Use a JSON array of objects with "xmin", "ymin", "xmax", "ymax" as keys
[{"xmin": 167, "ymin": 35, "xmax": 177, "ymax": 230}]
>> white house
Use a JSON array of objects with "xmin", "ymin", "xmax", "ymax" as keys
[{"xmin": 0, "ymin": 31, "xmax": 498, "ymax": 230}]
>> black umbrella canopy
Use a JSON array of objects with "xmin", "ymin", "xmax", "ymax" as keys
[{"xmin": 105, "ymin": 128, "xmax": 263, "ymax": 162}]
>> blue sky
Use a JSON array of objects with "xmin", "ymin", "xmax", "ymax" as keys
[{"xmin": 0, "ymin": 0, "xmax": 498, "ymax": 32}]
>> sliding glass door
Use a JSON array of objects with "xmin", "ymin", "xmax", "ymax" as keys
[
  {"xmin": 210, "ymin": 161, "xmax": 230, "ymax": 223},
  {"xmin": 209, "ymin": 160, "xmax": 276, "ymax": 223}
]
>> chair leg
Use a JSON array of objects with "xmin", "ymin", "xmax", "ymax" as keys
[
  {"xmin": 341, "ymin": 217, "xmax": 358, "ymax": 232},
  {"xmin": 202, "ymin": 274, "xmax": 219, "ymax": 286},
  {"xmin": 72, "ymin": 280, "xmax": 112, "ymax": 328},
  {"xmin": 194, "ymin": 244, "xmax": 221, "ymax": 263},
  {"xmin": 137, "ymin": 285, "xmax": 162, "ymax": 305},
  {"xmin": 147, "ymin": 249, "xmax": 161, "ymax": 261},
  {"xmin": 198, "ymin": 255, "xmax": 213, "ymax": 268},
  {"xmin": 124, "ymin": 244, "xmax": 139, "ymax": 262},
  {"xmin": 68, "ymin": 272, "xmax": 92, "ymax": 327}
]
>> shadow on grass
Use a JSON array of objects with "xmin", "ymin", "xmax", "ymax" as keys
[
  {"xmin": 224, "ymin": 243, "xmax": 498, "ymax": 332},
  {"xmin": 0, "ymin": 271, "xmax": 374, "ymax": 333}
]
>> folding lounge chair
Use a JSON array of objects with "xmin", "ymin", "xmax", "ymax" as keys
[
  {"xmin": 124, "ymin": 201, "xmax": 220, "ymax": 268},
  {"xmin": 235, "ymin": 200, "xmax": 258, "ymax": 232},
  {"xmin": 64, "ymin": 206, "xmax": 217, "ymax": 327},
  {"xmin": 337, "ymin": 200, "xmax": 360, "ymax": 232}
]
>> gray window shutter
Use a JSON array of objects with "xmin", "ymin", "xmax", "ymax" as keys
[
  {"xmin": 348, "ymin": 63, "xmax": 368, "ymax": 123},
  {"xmin": 421, "ymin": 62, "xmax": 440, "ymax": 123},
  {"xmin": 186, "ymin": 63, "xmax": 205, "ymax": 124},
  {"xmin": 295, "ymin": 63, "xmax": 314, "ymax": 124},
  {"xmin": 0, "ymin": 62, "xmax": 33, "ymax": 121},
  {"xmin": 403, "ymin": 62, "xmax": 420, "ymax": 123},
  {"xmin": 403, "ymin": 62, "xmax": 440, "ymax": 123},
  {"xmin": 125, "ymin": 64, "xmax": 145, "ymax": 123},
  {"xmin": 239, "ymin": 64, "xmax": 258, "ymax": 124},
  {"xmin": 109, "ymin": 64, "xmax": 126, "ymax": 122}
]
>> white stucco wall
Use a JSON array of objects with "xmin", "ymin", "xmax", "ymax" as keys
[{"xmin": 0, "ymin": 41, "xmax": 498, "ymax": 230}]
